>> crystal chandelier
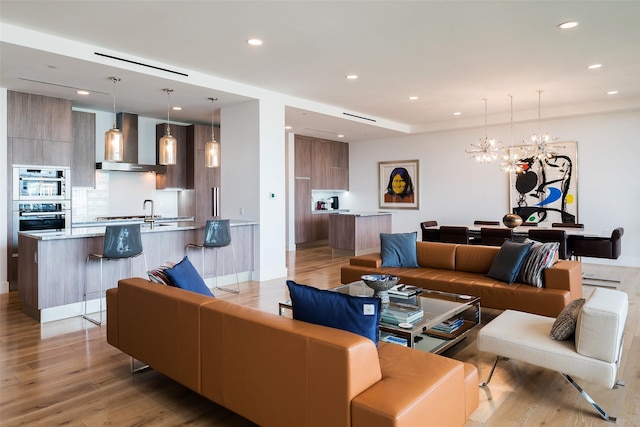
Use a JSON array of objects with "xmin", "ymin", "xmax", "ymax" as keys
[
  {"xmin": 465, "ymin": 98, "xmax": 503, "ymax": 163},
  {"xmin": 501, "ymin": 95, "xmax": 523, "ymax": 173},
  {"xmin": 528, "ymin": 90, "xmax": 558, "ymax": 160}
]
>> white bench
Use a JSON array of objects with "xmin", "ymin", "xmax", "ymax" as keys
[{"xmin": 477, "ymin": 287, "xmax": 628, "ymax": 422}]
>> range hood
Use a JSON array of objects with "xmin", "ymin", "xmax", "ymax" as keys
[{"xmin": 96, "ymin": 112, "xmax": 166, "ymax": 173}]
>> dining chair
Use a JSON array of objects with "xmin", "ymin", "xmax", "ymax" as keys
[
  {"xmin": 420, "ymin": 221, "xmax": 440, "ymax": 242},
  {"xmin": 528, "ymin": 229, "xmax": 569, "ymax": 260},
  {"xmin": 480, "ymin": 227, "xmax": 514, "ymax": 246},
  {"xmin": 439, "ymin": 226, "xmax": 470, "ymax": 244},
  {"xmin": 571, "ymin": 228, "xmax": 624, "ymax": 284},
  {"xmin": 474, "ymin": 220, "xmax": 500, "ymax": 226},
  {"xmin": 84, "ymin": 224, "xmax": 147, "ymax": 325},
  {"xmin": 185, "ymin": 219, "xmax": 240, "ymax": 293}
]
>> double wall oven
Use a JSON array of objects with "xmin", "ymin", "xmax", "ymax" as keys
[{"xmin": 11, "ymin": 166, "xmax": 71, "ymax": 252}]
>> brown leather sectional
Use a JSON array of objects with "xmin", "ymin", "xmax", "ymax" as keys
[
  {"xmin": 341, "ymin": 241, "xmax": 583, "ymax": 318},
  {"xmin": 107, "ymin": 278, "xmax": 479, "ymax": 427}
]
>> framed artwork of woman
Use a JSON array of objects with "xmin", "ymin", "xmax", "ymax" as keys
[{"xmin": 379, "ymin": 160, "xmax": 419, "ymax": 209}]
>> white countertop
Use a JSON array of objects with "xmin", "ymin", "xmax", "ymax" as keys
[
  {"xmin": 332, "ymin": 211, "xmax": 393, "ymax": 217},
  {"xmin": 19, "ymin": 219, "xmax": 259, "ymax": 241}
]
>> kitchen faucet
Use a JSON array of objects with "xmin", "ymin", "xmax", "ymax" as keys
[{"xmin": 143, "ymin": 199, "xmax": 155, "ymax": 228}]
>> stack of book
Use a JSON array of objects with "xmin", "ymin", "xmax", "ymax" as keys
[
  {"xmin": 388, "ymin": 284, "xmax": 423, "ymax": 299},
  {"xmin": 381, "ymin": 301, "xmax": 424, "ymax": 325},
  {"xmin": 430, "ymin": 317, "xmax": 464, "ymax": 334}
]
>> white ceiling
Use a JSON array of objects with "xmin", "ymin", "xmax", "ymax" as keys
[{"xmin": 1, "ymin": 1, "xmax": 639, "ymax": 142}]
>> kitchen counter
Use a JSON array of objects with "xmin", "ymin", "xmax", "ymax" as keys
[
  {"xmin": 311, "ymin": 209, "xmax": 350, "ymax": 215},
  {"xmin": 331, "ymin": 211, "xmax": 392, "ymax": 217},
  {"xmin": 21, "ymin": 219, "xmax": 258, "ymax": 241},
  {"xmin": 328, "ymin": 212, "xmax": 392, "ymax": 256},
  {"xmin": 18, "ymin": 220, "xmax": 259, "ymax": 323}
]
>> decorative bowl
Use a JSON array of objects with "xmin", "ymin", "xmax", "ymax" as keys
[
  {"xmin": 502, "ymin": 214, "xmax": 523, "ymax": 229},
  {"xmin": 361, "ymin": 274, "xmax": 400, "ymax": 308}
]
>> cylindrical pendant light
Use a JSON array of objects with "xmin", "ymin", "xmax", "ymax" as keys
[
  {"xmin": 205, "ymin": 97, "xmax": 220, "ymax": 168},
  {"xmin": 104, "ymin": 77, "xmax": 124, "ymax": 162},
  {"xmin": 158, "ymin": 88, "xmax": 177, "ymax": 165}
]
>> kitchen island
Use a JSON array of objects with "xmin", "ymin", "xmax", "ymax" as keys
[
  {"xmin": 328, "ymin": 212, "xmax": 392, "ymax": 256},
  {"xmin": 18, "ymin": 220, "xmax": 258, "ymax": 322}
]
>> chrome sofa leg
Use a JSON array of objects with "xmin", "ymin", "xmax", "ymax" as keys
[
  {"xmin": 562, "ymin": 374, "xmax": 617, "ymax": 422},
  {"xmin": 131, "ymin": 357, "xmax": 150, "ymax": 374}
]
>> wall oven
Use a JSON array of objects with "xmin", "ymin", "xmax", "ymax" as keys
[
  {"xmin": 12, "ymin": 201, "xmax": 71, "ymax": 250},
  {"xmin": 13, "ymin": 165, "xmax": 70, "ymax": 200}
]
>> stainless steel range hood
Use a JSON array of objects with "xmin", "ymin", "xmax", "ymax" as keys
[{"xmin": 96, "ymin": 112, "xmax": 166, "ymax": 173}]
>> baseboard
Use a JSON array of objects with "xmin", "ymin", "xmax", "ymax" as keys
[{"xmin": 0, "ymin": 281, "xmax": 8, "ymax": 294}]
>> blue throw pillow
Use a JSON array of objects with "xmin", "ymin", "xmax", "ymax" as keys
[
  {"xmin": 165, "ymin": 256, "xmax": 215, "ymax": 297},
  {"xmin": 486, "ymin": 240, "xmax": 533, "ymax": 284},
  {"xmin": 380, "ymin": 232, "xmax": 419, "ymax": 268},
  {"xmin": 286, "ymin": 280, "xmax": 381, "ymax": 345}
]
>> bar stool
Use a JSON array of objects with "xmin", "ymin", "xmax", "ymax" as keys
[
  {"xmin": 186, "ymin": 219, "xmax": 240, "ymax": 293},
  {"xmin": 84, "ymin": 224, "xmax": 146, "ymax": 325}
]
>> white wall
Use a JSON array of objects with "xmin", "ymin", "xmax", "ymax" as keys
[
  {"xmin": 0, "ymin": 89, "xmax": 8, "ymax": 292},
  {"xmin": 348, "ymin": 110, "xmax": 640, "ymax": 267},
  {"xmin": 221, "ymin": 99, "xmax": 287, "ymax": 281}
]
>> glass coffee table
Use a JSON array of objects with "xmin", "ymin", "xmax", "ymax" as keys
[{"xmin": 279, "ymin": 281, "xmax": 480, "ymax": 354}]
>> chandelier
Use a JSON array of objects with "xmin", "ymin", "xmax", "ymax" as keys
[
  {"xmin": 527, "ymin": 90, "xmax": 558, "ymax": 160},
  {"xmin": 501, "ymin": 95, "xmax": 523, "ymax": 173},
  {"xmin": 465, "ymin": 98, "xmax": 503, "ymax": 163}
]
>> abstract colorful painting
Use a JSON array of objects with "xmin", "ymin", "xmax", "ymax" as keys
[{"xmin": 508, "ymin": 141, "xmax": 578, "ymax": 224}]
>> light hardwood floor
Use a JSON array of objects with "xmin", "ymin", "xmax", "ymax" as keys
[{"xmin": 1, "ymin": 246, "xmax": 638, "ymax": 426}]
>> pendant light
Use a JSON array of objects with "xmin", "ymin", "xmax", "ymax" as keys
[
  {"xmin": 465, "ymin": 98, "xmax": 503, "ymax": 163},
  {"xmin": 528, "ymin": 90, "xmax": 558, "ymax": 160},
  {"xmin": 104, "ymin": 77, "xmax": 124, "ymax": 162},
  {"xmin": 501, "ymin": 95, "xmax": 523, "ymax": 174},
  {"xmin": 158, "ymin": 88, "xmax": 177, "ymax": 165},
  {"xmin": 205, "ymin": 97, "xmax": 221, "ymax": 168}
]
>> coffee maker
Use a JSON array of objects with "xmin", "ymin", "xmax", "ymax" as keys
[{"xmin": 329, "ymin": 196, "xmax": 339, "ymax": 210}]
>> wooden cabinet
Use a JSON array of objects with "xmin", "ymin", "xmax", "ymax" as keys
[
  {"xmin": 71, "ymin": 111, "xmax": 96, "ymax": 187},
  {"xmin": 311, "ymin": 139, "xmax": 332, "ymax": 189},
  {"xmin": 7, "ymin": 91, "xmax": 72, "ymax": 166},
  {"xmin": 294, "ymin": 136, "xmax": 312, "ymax": 178},
  {"xmin": 329, "ymin": 140, "xmax": 349, "ymax": 190},
  {"xmin": 8, "ymin": 91, "xmax": 72, "ymax": 142},
  {"xmin": 185, "ymin": 124, "xmax": 221, "ymax": 224},
  {"xmin": 155, "ymin": 123, "xmax": 187, "ymax": 189},
  {"xmin": 294, "ymin": 178, "xmax": 312, "ymax": 244},
  {"xmin": 294, "ymin": 134, "xmax": 349, "ymax": 244}
]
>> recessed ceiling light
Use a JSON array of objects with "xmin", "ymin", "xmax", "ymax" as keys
[
  {"xmin": 345, "ymin": 74, "xmax": 358, "ymax": 80},
  {"xmin": 558, "ymin": 21, "xmax": 578, "ymax": 29},
  {"xmin": 408, "ymin": 96, "xmax": 418, "ymax": 101},
  {"xmin": 587, "ymin": 63, "xmax": 602, "ymax": 69},
  {"xmin": 607, "ymin": 90, "xmax": 619, "ymax": 95},
  {"xmin": 284, "ymin": 126, "xmax": 292, "ymax": 130},
  {"xmin": 172, "ymin": 106, "xmax": 182, "ymax": 111},
  {"xmin": 77, "ymin": 90, "xmax": 89, "ymax": 95},
  {"xmin": 453, "ymin": 112, "xmax": 462, "ymax": 116},
  {"xmin": 247, "ymin": 38, "xmax": 263, "ymax": 46},
  {"xmin": 337, "ymin": 134, "xmax": 345, "ymax": 138}
]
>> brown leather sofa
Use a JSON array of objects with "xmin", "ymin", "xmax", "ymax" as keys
[
  {"xmin": 107, "ymin": 278, "xmax": 479, "ymax": 427},
  {"xmin": 341, "ymin": 241, "xmax": 582, "ymax": 318}
]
